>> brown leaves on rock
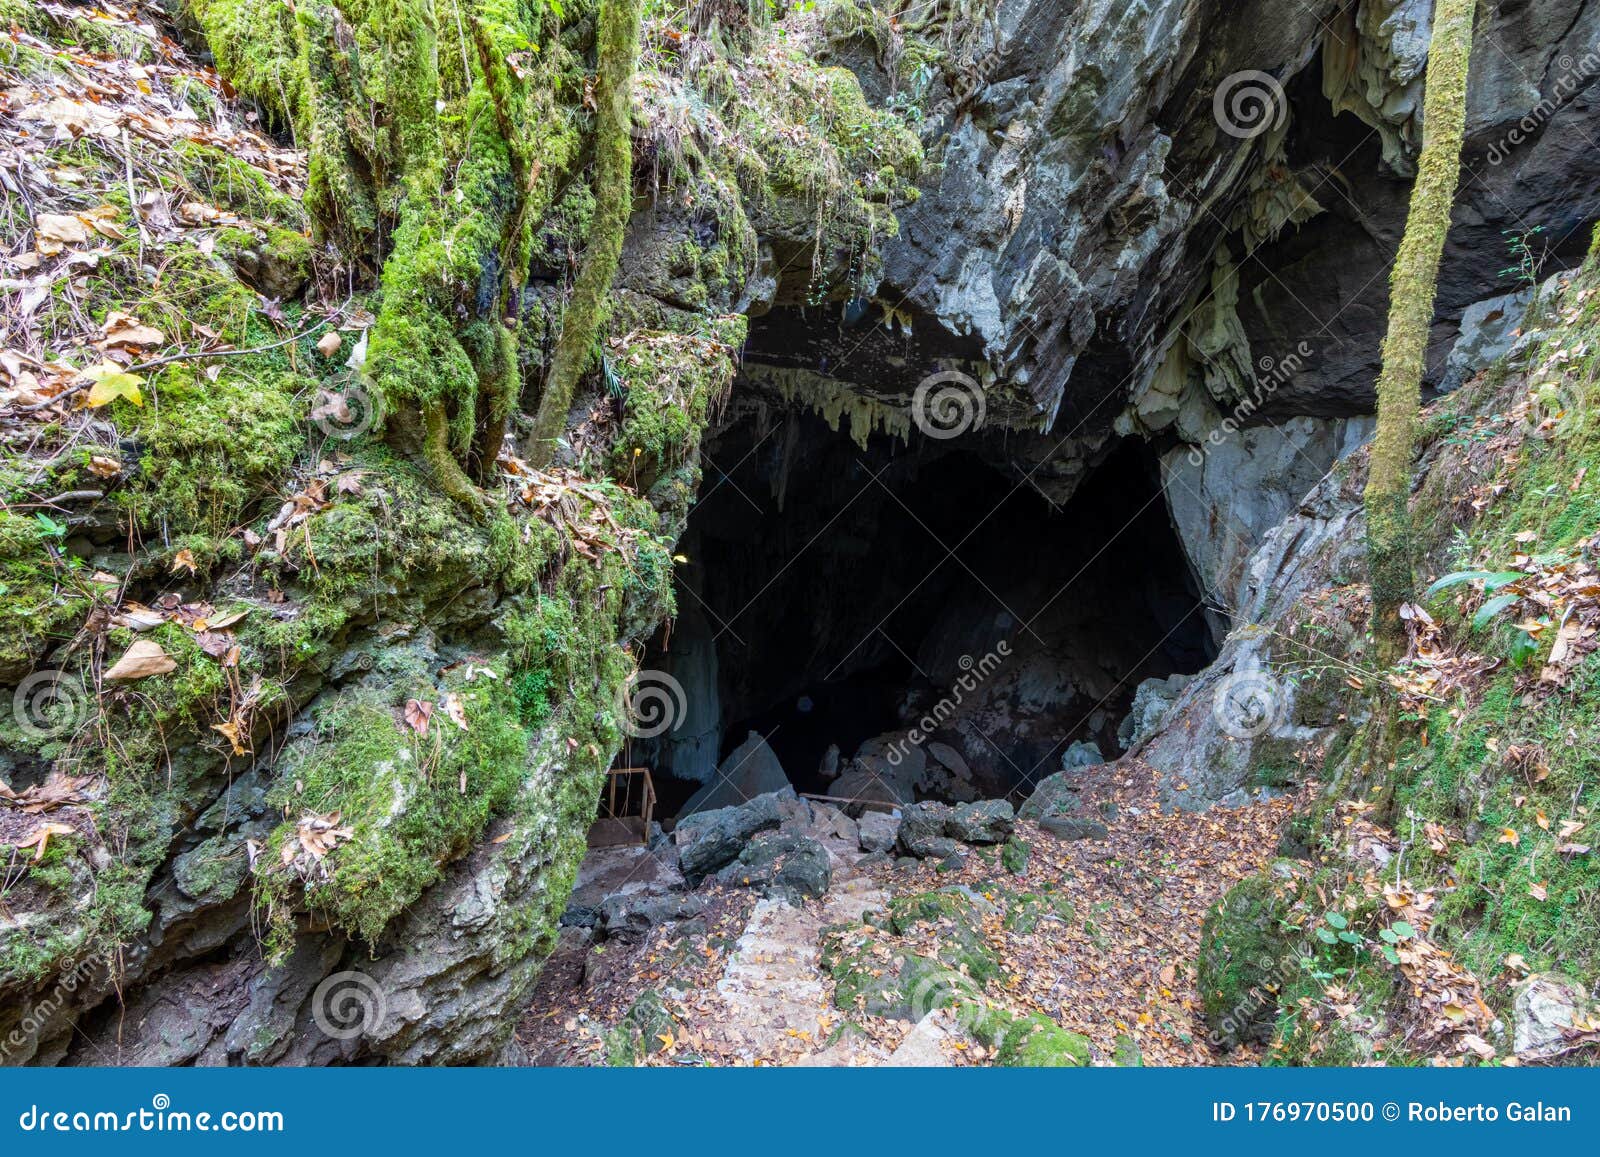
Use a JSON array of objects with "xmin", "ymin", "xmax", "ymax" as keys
[
  {"xmin": 104, "ymin": 638, "xmax": 175, "ymax": 680},
  {"xmin": 499, "ymin": 455, "xmax": 630, "ymax": 560},
  {"xmin": 1, "ymin": 0, "xmax": 308, "ymax": 421},
  {"xmin": 13, "ymin": 821, "xmax": 78, "ymax": 863},
  {"xmin": 279, "ymin": 811, "xmax": 354, "ymax": 872},
  {"xmin": 0, "ymin": 772, "xmax": 94, "ymax": 814},
  {"xmin": 264, "ymin": 477, "xmax": 330, "ymax": 557}
]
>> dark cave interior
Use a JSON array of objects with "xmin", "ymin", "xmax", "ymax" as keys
[{"xmin": 635, "ymin": 409, "xmax": 1217, "ymax": 815}]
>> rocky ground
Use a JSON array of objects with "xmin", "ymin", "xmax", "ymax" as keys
[{"xmin": 516, "ymin": 759, "xmax": 1303, "ymax": 1067}]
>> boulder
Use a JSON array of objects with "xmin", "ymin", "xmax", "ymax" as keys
[
  {"xmin": 1060, "ymin": 740, "xmax": 1104, "ymax": 770},
  {"xmin": 856, "ymin": 733, "xmax": 925, "ymax": 785},
  {"xmin": 598, "ymin": 889, "xmax": 706, "ymax": 944},
  {"xmin": 1439, "ymin": 273, "xmax": 1568, "ymax": 393},
  {"xmin": 927, "ymin": 742, "xmax": 973, "ymax": 783},
  {"xmin": 947, "ymin": 800, "xmax": 1015, "ymax": 844},
  {"xmin": 857, "ymin": 810, "xmax": 901, "ymax": 854},
  {"xmin": 1117, "ymin": 674, "xmax": 1193, "ymax": 750},
  {"xmin": 828, "ymin": 765, "xmax": 912, "ymax": 816},
  {"xmin": 1038, "ymin": 816, "xmax": 1109, "ymax": 842},
  {"xmin": 1019, "ymin": 771, "xmax": 1078, "ymax": 819},
  {"xmin": 920, "ymin": 741, "xmax": 980, "ymax": 801},
  {"xmin": 673, "ymin": 791, "xmax": 786, "ymax": 881},
  {"xmin": 1513, "ymin": 973, "xmax": 1591, "ymax": 1060},
  {"xmin": 806, "ymin": 800, "xmax": 859, "ymax": 844},
  {"xmin": 568, "ymin": 843, "xmax": 685, "ymax": 911},
  {"xmin": 715, "ymin": 831, "xmax": 832, "ymax": 900},
  {"xmin": 817, "ymin": 743, "xmax": 842, "ymax": 780},
  {"xmin": 897, "ymin": 802, "xmax": 954, "ymax": 858},
  {"xmin": 677, "ymin": 732, "xmax": 790, "ymax": 818}
]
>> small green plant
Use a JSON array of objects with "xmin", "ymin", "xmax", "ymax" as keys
[
  {"xmin": 1376, "ymin": 920, "xmax": 1416, "ymax": 965},
  {"xmin": 32, "ymin": 513, "xmax": 67, "ymax": 540},
  {"xmin": 1499, "ymin": 225, "xmax": 1548, "ymax": 287}
]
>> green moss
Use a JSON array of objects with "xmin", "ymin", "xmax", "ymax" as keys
[
  {"xmin": 886, "ymin": 889, "xmax": 972, "ymax": 932},
  {"xmin": 118, "ymin": 367, "xmax": 304, "ymax": 544},
  {"xmin": 1196, "ymin": 867, "xmax": 1299, "ymax": 1049},
  {"xmin": 1392, "ymin": 673, "xmax": 1600, "ymax": 983},
  {"xmin": 1001, "ymin": 884, "xmax": 1076, "ymax": 934},
  {"xmin": 989, "ymin": 1011, "xmax": 1091, "ymax": 1067},
  {"xmin": 607, "ymin": 316, "xmax": 746, "ymax": 488},
  {"xmin": 185, "ymin": 0, "xmax": 306, "ymax": 122},
  {"xmin": 604, "ymin": 988, "xmax": 677, "ymax": 1065},
  {"xmin": 258, "ymin": 670, "xmax": 528, "ymax": 946},
  {"xmin": 883, "ymin": 888, "xmax": 1001, "ymax": 984},
  {"xmin": 1001, "ymin": 837, "xmax": 1030, "ymax": 875},
  {"xmin": 528, "ymin": 0, "xmax": 643, "ymax": 466},
  {"xmin": 174, "ymin": 140, "xmax": 309, "ymax": 228},
  {"xmin": 0, "ymin": 511, "xmax": 91, "ymax": 680}
]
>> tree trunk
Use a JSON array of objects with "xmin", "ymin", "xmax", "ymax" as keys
[
  {"xmin": 1365, "ymin": 0, "xmax": 1477, "ymax": 658},
  {"xmin": 524, "ymin": 0, "xmax": 641, "ymax": 466}
]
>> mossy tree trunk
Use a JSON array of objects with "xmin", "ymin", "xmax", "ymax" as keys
[
  {"xmin": 524, "ymin": 0, "xmax": 640, "ymax": 467},
  {"xmin": 1364, "ymin": 0, "xmax": 1476, "ymax": 659}
]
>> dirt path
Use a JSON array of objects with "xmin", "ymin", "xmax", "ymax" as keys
[{"xmin": 517, "ymin": 765, "xmax": 1303, "ymax": 1066}]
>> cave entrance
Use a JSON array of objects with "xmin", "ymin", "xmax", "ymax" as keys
[{"xmin": 634, "ymin": 412, "xmax": 1214, "ymax": 817}]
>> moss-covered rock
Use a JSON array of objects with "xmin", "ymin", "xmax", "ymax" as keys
[
  {"xmin": 884, "ymin": 888, "xmax": 1001, "ymax": 983},
  {"xmin": 1197, "ymin": 865, "xmax": 1300, "ymax": 1049},
  {"xmin": 989, "ymin": 1012, "xmax": 1092, "ymax": 1067},
  {"xmin": 604, "ymin": 988, "xmax": 677, "ymax": 1066}
]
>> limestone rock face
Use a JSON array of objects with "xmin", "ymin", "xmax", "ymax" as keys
[
  {"xmin": 1141, "ymin": 439, "xmax": 1371, "ymax": 810},
  {"xmin": 748, "ymin": 0, "xmax": 1600, "ymax": 510},
  {"xmin": 1161, "ymin": 415, "xmax": 1374, "ymax": 626},
  {"xmin": 1117, "ymin": 675, "xmax": 1192, "ymax": 750}
]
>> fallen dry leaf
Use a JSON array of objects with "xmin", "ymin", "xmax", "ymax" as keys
[
  {"xmin": 404, "ymin": 699, "xmax": 433, "ymax": 736},
  {"xmin": 15, "ymin": 821, "xmax": 78, "ymax": 862},
  {"xmin": 105, "ymin": 639, "xmax": 176, "ymax": 681}
]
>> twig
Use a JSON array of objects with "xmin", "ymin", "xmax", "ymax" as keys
[
  {"xmin": 17, "ymin": 489, "xmax": 104, "ymax": 508},
  {"xmin": 122, "ymin": 295, "xmax": 355, "ymax": 373},
  {"xmin": 120, "ymin": 128, "xmax": 145, "ymax": 268}
]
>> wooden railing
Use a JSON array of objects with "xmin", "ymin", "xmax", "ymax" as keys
[{"xmin": 587, "ymin": 766, "xmax": 656, "ymax": 848}]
